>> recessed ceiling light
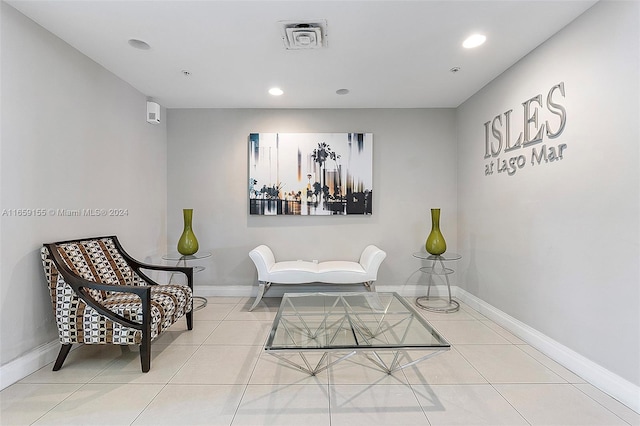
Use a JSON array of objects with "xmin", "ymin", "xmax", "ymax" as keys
[
  {"xmin": 269, "ymin": 87, "xmax": 284, "ymax": 96},
  {"xmin": 336, "ymin": 89, "xmax": 350, "ymax": 95},
  {"xmin": 463, "ymin": 34, "xmax": 486, "ymax": 49},
  {"xmin": 128, "ymin": 39, "xmax": 151, "ymax": 50}
]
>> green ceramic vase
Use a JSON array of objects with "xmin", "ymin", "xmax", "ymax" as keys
[
  {"xmin": 177, "ymin": 209, "xmax": 199, "ymax": 256},
  {"xmin": 425, "ymin": 208, "xmax": 446, "ymax": 255}
]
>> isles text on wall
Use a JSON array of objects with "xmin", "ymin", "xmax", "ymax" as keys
[{"xmin": 484, "ymin": 82, "xmax": 567, "ymax": 177}]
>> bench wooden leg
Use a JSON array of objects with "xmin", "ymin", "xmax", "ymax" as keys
[{"xmin": 250, "ymin": 281, "xmax": 270, "ymax": 311}]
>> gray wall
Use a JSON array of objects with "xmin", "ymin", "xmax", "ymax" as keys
[
  {"xmin": 166, "ymin": 108, "xmax": 458, "ymax": 293},
  {"xmin": 0, "ymin": 3, "xmax": 168, "ymax": 366},
  {"xmin": 456, "ymin": 0, "xmax": 639, "ymax": 386},
  {"xmin": 2, "ymin": 0, "xmax": 638, "ymax": 402}
]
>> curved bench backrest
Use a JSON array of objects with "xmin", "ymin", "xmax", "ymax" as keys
[
  {"xmin": 359, "ymin": 245, "xmax": 387, "ymax": 278},
  {"xmin": 249, "ymin": 245, "xmax": 276, "ymax": 281}
]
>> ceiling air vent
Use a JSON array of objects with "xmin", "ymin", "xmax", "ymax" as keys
[{"xmin": 279, "ymin": 20, "xmax": 327, "ymax": 50}]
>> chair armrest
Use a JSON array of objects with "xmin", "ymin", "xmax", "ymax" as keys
[
  {"xmin": 132, "ymin": 262, "xmax": 192, "ymax": 273},
  {"xmin": 114, "ymin": 245, "xmax": 194, "ymax": 291},
  {"xmin": 129, "ymin": 262, "xmax": 194, "ymax": 291},
  {"xmin": 61, "ymin": 268, "xmax": 151, "ymax": 331}
]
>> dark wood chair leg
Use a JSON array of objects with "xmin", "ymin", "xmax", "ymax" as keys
[
  {"xmin": 186, "ymin": 311, "xmax": 193, "ymax": 330},
  {"xmin": 53, "ymin": 344, "xmax": 72, "ymax": 371},
  {"xmin": 139, "ymin": 286, "xmax": 152, "ymax": 372},
  {"xmin": 140, "ymin": 336, "xmax": 151, "ymax": 373}
]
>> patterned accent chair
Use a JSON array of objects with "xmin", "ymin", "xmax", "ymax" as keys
[{"xmin": 41, "ymin": 236, "xmax": 194, "ymax": 372}]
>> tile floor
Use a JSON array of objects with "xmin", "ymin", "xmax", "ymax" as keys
[{"xmin": 1, "ymin": 296, "xmax": 638, "ymax": 426}]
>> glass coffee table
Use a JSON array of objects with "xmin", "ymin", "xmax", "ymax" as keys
[{"xmin": 264, "ymin": 292, "xmax": 450, "ymax": 376}]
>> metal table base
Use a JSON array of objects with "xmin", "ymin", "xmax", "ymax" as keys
[
  {"xmin": 163, "ymin": 253, "xmax": 211, "ymax": 312},
  {"xmin": 413, "ymin": 254, "xmax": 461, "ymax": 313},
  {"xmin": 416, "ymin": 296, "xmax": 460, "ymax": 313}
]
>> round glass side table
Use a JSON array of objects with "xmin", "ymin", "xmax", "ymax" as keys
[
  {"xmin": 412, "ymin": 252, "xmax": 461, "ymax": 313},
  {"xmin": 162, "ymin": 252, "xmax": 212, "ymax": 311}
]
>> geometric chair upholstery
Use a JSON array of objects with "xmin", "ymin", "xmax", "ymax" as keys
[{"xmin": 41, "ymin": 236, "xmax": 193, "ymax": 372}]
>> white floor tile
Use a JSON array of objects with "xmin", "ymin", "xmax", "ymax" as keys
[
  {"xmin": 90, "ymin": 344, "xmax": 198, "ymax": 384},
  {"xmin": 7, "ymin": 294, "xmax": 633, "ymax": 426},
  {"xmin": 192, "ymin": 303, "xmax": 237, "ymax": 320},
  {"xmin": 250, "ymin": 352, "xmax": 330, "ymax": 385},
  {"xmin": 19, "ymin": 345, "xmax": 123, "ymax": 384},
  {"xmin": 414, "ymin": 384, "xmax": 529, "ymax": 425},
  {"xmin": 328, "ymin": 354, "xmax": 409, "ymax": 385},
  {"xmin": 401, "ymin": 347, "xmax": 488, "ymax": 385},
  {"xmin": 205, "ymin": 296, "xmax": 245, "ymax": 304},
  {"xmin": 203, "ymin": 320, "xmax": 273, "ymax": 346},
  {"xmin": 429, "ymin": 320, "xmax": 511, "ymax": 344},
  {"xmin": 227, "ymin": 298, "xmax": 280, "ymax": 321},
  {"xmin": 132, "ymin": 384, "xmax": 245, "ymax": 425},
  {"xmin": 458, "ymin": 303, "xmax": 489, "ymax": 321},
  {"xmin": 495, "ymin": 383, "xmax": 630, "ymax": 425},
  {"xmin": 573, "ymin": 384, "xmax": 640, "ymax": 425},
  {"xmin": 518, "ymin": 344, "xmax": 586, "ymax": 383},
  {"xmin": 170, "ymin": 345, "xmax": 261, "ymax": 385},
  {"xmin": 157, "ymin": 319, "xmax": 221, "ymax": 345},
  {"xmin": 0, "ymin": 383, "xmax": 82, "ymax": 426},
  {"xmin": 232, "ymin": 384, "xmax": 330, "ymax": 426},
  {"xmin": 456, "ymin": 344, "xmax": 565, "ymax": 383},
  {"xmin": 480, "ymin": 320, "xmax": 528, "ymax": 344},
  {"xmin": 31, "ymin": 383, "xmax": 163, "ymax": 425},
  {"xmin": 330, "ymin": 384, "xmax": 429, "ymax": 425}
]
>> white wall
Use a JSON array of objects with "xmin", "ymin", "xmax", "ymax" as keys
[
  {"xmin": 166, "ymin": 108, "xmax": 457, "ymax": 294},
  {"xmin": 0, "ymin": 3, "xmax": 168, "ymax": 368},
  {"xmin": 456, "ymin": 0, "xmax": 639, "ymax": 387}
]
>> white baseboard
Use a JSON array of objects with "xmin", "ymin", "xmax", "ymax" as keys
[
  {"xmin": 195, "ymin": 285, "xmax": 254, "ymax": 298},
  {"xmin": 455, "ymin": 287, "xmax": 640, "ymax": 414},
  {"xmin": 0, "ymin": 340, "xmax": 61, "ymax": 391},
  {"xmin": 377, "ymin": 284, "xmax": 452, "ymax": 298}
]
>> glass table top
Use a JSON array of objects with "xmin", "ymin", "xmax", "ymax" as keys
[
  {"xmin": 162, "ymin": 252, "xmax": 212, "ymax": 261},
  {"xmin": 412, "ymin": 251, "xmax": 461, "ymax": 261},
  {"xmin": 265, "ymin": 292, "xmax": 450, "ymax": 352}
]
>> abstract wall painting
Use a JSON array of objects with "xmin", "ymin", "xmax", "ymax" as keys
[{"xmin": 249, "ymin": 133, "xmax": 373, "ymax": 215}]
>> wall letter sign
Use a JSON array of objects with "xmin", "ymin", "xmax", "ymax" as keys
[{"xmin": 484, "ymin": 82, "xmax": 568, "ymax": 177}]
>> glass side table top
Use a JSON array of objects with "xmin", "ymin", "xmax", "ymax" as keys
[
  {"xmin": 412, "ymin": 252, "xmax": 461, "ymax": 261},
  {"xmin": 162, "ymin": 252, "xmax": 212, "ymax": 261},
  {"xmin": 162, "ymin": 251, "xmax": 211, "ymax": 274},
  {"xmin": 264, "ymin": 292, "xmax": 450, "ymax": 375}
]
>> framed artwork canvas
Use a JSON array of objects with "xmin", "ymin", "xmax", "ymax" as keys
[{"xmin": 249, "ymin": 133, "xmax": 373, "ymax": 215}]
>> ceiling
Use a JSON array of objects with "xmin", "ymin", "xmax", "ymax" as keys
[{"xmin": 7, "ymin": 0, "xmax": 597, "ymax": 109}]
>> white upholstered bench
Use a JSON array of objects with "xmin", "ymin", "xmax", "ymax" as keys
[{"xmin": 248, "ymin": 245, "xmax": 387, "ymax": 311}]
